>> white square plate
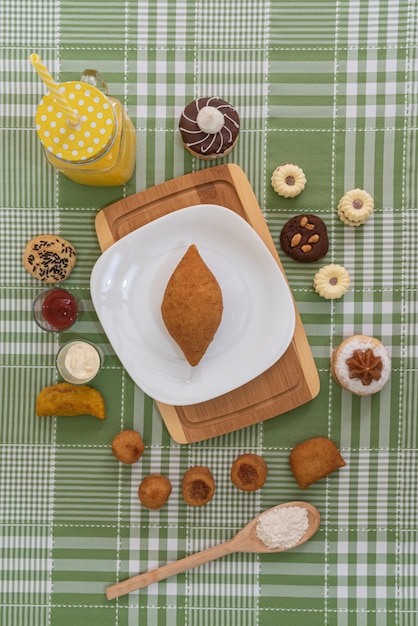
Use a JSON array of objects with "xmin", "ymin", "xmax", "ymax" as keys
[{"xmin": 90, "ymin": 204, "xmax": 295, "ymax": 405}]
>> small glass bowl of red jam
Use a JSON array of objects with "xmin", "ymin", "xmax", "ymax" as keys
[{"xmin": 33, "ymin": 287, "xmax": 80, "ymax": 332}]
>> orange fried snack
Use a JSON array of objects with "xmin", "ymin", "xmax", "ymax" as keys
[
  {"xmin": 138, "ymin": 474, "xmax": 172, "ymax": 510},
  {"xmin": 111, "ymin": 430, "xmax": 145, "ymax": 464},
  {"xmin": 36, "ymin": 382, "xmax": 106, "ymax": 419},
  {"xmin": 289, "ymin": 436, "xmax": 346, "ymax": 489},
  {"xmin": 230, "ymin": 453, "xmax": 268, "ymax": 492},
  {"xmin": 161, "ymin": 244, "xmax": 223, "ymax": 366},
  {"xmin": 182, "ymin": 466, "xmax": 215, "ymax": 506}
]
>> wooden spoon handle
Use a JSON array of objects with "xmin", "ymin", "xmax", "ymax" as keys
[{"xmin": 106, "ymin": 540, "xmax": 234, "ymax": 600}]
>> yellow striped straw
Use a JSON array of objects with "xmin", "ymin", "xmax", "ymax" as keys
[{"xmin": 29, "ymin": 53, "xmax": 79, "ymax": 126}]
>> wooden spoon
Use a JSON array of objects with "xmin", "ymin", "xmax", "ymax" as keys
[{"xmin": 106, "ymin": 501, "xmax": 320, "ymax": 600}]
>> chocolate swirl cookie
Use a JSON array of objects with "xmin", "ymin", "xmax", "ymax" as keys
[{"xmin": 179, "ymin": 97, "xmax": 240, "ymax": 159}]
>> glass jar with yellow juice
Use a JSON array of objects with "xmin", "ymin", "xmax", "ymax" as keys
[{"xmin": 34, "ymin": 69, "xmax": 136, "ymax": 187}]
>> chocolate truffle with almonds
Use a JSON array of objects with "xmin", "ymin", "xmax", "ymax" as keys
[
  {"xmin": 280, "ymin": 214, "xmax": 329, "ymax": 263},
  {"xmin": 331, "ymin": 334, "xmax": 391, "ymax": 396}
]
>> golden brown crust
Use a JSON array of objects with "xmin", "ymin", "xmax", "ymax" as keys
[
  {"xmin": 289, "ymin": 437, "xmax": 346, "ymax": 490},
  {"xmin": 138, "ymin": 474, "xmax": 172, "ymax": 510},
  {"xmin": 181, "ymin": 466, "xmax": 215, "ymax": 506},
  {"xmin": 230, "ymin": 453, "xmax": 268, "ymax": 491},
  {"xmin": 111, "ymin": 430, "xmax": 145, "ymax": 464},
  {"xmin": 161, "ymin": 244, "xmax": 223, "ymax": 366},
  {"xmin": 36, "ymin": 382, "xmax": 105, "ymax": 419}
]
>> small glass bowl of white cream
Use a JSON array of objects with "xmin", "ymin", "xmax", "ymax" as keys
[{"xmin": 56, "ymin": 340, "xmax": 104, "ymax": 385}]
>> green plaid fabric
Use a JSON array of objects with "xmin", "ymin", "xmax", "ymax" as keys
[{"xmin": 1, "ymin": 1, "xmax": 417, "ymax": 625}]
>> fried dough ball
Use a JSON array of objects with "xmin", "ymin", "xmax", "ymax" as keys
[
  {"xmin": 230, "ymin": 453, "xmax": 268, "ymax": 491},
  {"xmin": 161, "ymin": 244, "xmax": 223, "ymax": 366},
  {"xmin": 182, "ymin": 466, "xmax": 215, "ymax": 506},
  {"xmin": 111, "ymin": 429, "xmax": 145, "ymax": 464},
  {"xmin": 138, "ymin": 474, "xmax": 172, "ymax": 510}
]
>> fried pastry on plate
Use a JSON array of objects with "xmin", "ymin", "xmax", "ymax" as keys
[{"xmin": 161, "ymin": 244, "xmax": 223, "ymax": 366}]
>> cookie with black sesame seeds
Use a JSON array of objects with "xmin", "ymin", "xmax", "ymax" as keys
[{"xmin": 23, "ymin": 234, "xmax": 77, "ymax": 283}]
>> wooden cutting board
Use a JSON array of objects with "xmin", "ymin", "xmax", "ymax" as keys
[{"xmin": 95, "ymin": 164, "xmax": 320, "ymax": 443}]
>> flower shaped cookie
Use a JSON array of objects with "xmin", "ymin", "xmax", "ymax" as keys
[
  {"xmin": 271, "ymin": 163, "xmax": 306, "ymax": 198},
  {"xmin": 314, "ymin": 264, "xmax": 350, "ymax": 299},
  {"xmin": 337, "ymin": 189, "xmax": 374, "ymax": 226}
]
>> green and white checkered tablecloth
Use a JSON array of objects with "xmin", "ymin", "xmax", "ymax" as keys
[{"xmin": 1, "ymin": 1, "xmax": 417, "ymax": 624}]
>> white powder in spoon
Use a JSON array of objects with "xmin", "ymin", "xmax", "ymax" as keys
[{"xmin": 256, "ymin": 506, "xmax": 309, "ymax": 549}]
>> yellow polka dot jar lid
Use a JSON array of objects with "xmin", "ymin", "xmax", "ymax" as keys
[{"xmin": 35, "ymin": 81, "xmax": 116, "ymax": 163}]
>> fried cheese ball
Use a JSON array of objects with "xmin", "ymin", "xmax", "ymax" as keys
[
  {"xmin": 230, "ymin": 453, "xmax": 268, "ymax": 491},
  {"xmin": 138, "ymin": 474, "xmax": 172, "ymax": 510},
  {"xmin": 182, "ymin": 466, "xmax": 215, "ymax": 506},
  {"xmin": 111, "ymin": 429, "xmax": 145, "ymax": 464}
]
